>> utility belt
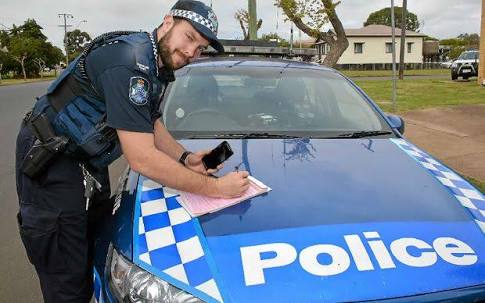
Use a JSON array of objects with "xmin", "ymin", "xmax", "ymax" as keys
[
  {"xmin": 21, "ymin": 112, "xmax": 106, "ymax": 210},
  {"xmin": 21, "ymin": 75, "xmax": 119, "ymax": 179}
]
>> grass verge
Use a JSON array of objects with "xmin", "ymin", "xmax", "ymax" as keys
[
  {"xmin": 354, "ymin": 78, "xmax": 485, "ymax": 113},
  {"xmin": 341, "ymin": 69, "xmax": 450, "ymax": 78},
  {"xmin": 0, "ymin": 77, "xmax": 56, "ymax": 86},
  {"xmin": 465, "ymin": 176, "xmax": 485, "ymax": 194}
]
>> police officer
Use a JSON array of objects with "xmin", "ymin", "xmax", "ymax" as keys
[{"xmin": 15, "ymin": 1, "xmax": 250, "ymax": 302}]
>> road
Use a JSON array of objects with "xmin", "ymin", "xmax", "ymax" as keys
[{"xmin": 0, "ymin": 81, "xmax": 48, "ymax": 302}]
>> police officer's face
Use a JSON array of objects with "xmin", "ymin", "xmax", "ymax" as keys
[{"xmin": 159, "ymin": 17, "xmax": 209, "ymax": 70}]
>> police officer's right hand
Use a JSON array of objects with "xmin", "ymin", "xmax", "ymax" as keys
[{"xmin": 215, "ymin": 171, "xmax": 250, "ymax": 198}]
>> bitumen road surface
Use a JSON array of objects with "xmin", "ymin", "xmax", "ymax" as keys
[{"xmin": 0, "ymin": 81, "xmax": 48, "ymax": 302}]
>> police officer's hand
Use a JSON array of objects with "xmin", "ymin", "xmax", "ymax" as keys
[
  {"xmin": 186, "ymin": 150, "xmax": 223, "ymax": 175},
  {"xmin": 215, "ymin": 171, "xmax": 250, "ymax": 198}
]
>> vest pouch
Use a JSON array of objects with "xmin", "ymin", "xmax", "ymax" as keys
[
  {"xmin": 88, "ymin": 141, "xmax": 122, "ymax": 169},
  {"xmin": 53, "ymin": 96, "xmax": 110, "ymax": 158}
]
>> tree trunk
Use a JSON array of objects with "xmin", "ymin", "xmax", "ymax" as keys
[
  {"xmin": 323, "ymin": 39, "xmax": 348, "ymax": 67},
  {"xmin": 239, "ymin": 19, "xmax": 248, "ymax": 40},
  {"xmin": 323, "ymin": 0, "xmax": 348, "ymax": 67},
  {"xmin": 281, "ymin": 0, "xmax": 348, "ymax": 67},
  {"xmin": 399, "ymin": 0, "xmax": 407, "ymax": 80},
  {"xmin": 0, "ymin": 63, "xmax": 3, "ymax": 83},
  {"xmin": 21, "ymin": 57, "xmax": 26, "ymax": 80}
]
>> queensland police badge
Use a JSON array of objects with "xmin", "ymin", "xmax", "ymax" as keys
[{"xmin": 129, "ymin": 76, "xmax": 150, "ymax": 105}]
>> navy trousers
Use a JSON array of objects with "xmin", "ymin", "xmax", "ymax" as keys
[{"xmin": 15, "ymin": 125, "xmax": 112, "ymax": 303}]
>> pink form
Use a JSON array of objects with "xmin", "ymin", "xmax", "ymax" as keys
[{"xmin": 179, "ymin": 181, "xmax": 264, "ymax": 216}]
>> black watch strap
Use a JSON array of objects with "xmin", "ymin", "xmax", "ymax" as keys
[{"xmin": 178, "ymin": 151, "xmax": 192, "ymax": 166}]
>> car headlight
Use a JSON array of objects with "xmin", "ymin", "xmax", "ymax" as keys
[{"xmin": 107, "ymin": 246, "xmax": 202, "ymax": 303}]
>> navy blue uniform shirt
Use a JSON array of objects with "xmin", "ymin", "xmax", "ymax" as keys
[{"xmin": 84, "ymin": 30, "xmax": 174, "ymax": 133}]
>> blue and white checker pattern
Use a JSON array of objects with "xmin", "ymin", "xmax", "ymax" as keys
[
  {"xmin": 93, "ymin": 267, "xmax": 104, "ymax": 303},
  {"xmin": 170, "ymin": 9, "xmax": 218, "ymax": 35},
  {"xmin": 391, "ymin": 138, "xmax": 485, "ymax": 232},
  {"xmin": 134, "ymin": 177, "xmax": 223, "ymax": 302}
]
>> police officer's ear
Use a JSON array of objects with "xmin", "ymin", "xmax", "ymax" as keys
[{"xmin": 159, "ymin": 15, "xmax": 176, "ymax": 37}]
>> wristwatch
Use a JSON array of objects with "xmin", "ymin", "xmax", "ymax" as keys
[{"xmin": 178, "ymin": 151, "xmax": 192, "ymax": 166}]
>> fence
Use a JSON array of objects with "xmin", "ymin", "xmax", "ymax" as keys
[{"xmin": 335, "ymin": 62, "xmax": 445, "ymax": 71}]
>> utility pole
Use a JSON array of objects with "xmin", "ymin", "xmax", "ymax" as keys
[
  {"xmin": 248, "ymin": 0, "xmax": 257, "ymax": 40},
  {"xmin": 399, "ymin": 0, "xmax": 407, "ymax": 80},
  {"xmin": 479, "ymin": 0, "xmax": 485, "ymax": 86},
  {"xmin": 58, "ymin": 13, "xmax": 73, "ymax": 65},
  {"xmin": 391, "ymin": 0, "xmax": 397, "ymax": 112},
  {"xmin": 290, "ymin": 23, "xmax": 294, "ymax": 55}
]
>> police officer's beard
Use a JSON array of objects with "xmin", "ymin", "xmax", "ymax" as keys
[
  {"xmin": 158, "ymin": 30, "xmax": 187, "ymax": 70},
  {"xmin": 158, "ymin": 36, "xmax": 175, "ymax": 70}
]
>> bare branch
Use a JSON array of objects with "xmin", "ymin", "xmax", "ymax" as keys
[{"xmin": 276, "ymin": 0, "xmax": 348, "ymax": 67}]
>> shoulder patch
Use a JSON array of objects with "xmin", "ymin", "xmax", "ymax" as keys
[{"xmin": 129, "ymin": 76, "xmax": 150, "ymax": 105}]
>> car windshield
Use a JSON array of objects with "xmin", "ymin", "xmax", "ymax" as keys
[
  {"xmin": 162, "ymin": 63, "xmax": 391, "ymax": 138},
  {"xmin": 458, "ymin": 52, "xmax": 479, "ymax": 60}
]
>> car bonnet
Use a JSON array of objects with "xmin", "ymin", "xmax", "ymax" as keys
[{"xmin": 131, "ymin": 138, "xmax": 485, "ymax": 302}]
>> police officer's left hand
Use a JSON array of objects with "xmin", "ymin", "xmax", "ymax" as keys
[{"xmin": 185, "ymin": 150, "xmax": 223, "ymax": 175}]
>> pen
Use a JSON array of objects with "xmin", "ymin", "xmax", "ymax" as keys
[{"xmin": 234, "ymin": 161, "xmax": 243, "ymax": 173}]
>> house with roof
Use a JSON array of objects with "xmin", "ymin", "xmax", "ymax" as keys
[{"xmin": 314, "ymin": 24, "xmax": 426, "ymax": 67}]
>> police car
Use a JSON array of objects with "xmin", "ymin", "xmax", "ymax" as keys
[{"xmin": 93, "ymin": 57, "xmax": 485, "ymax": 302}]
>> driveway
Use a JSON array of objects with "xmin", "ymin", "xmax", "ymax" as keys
[{"xmin": 401, "ymin": 104, "xmax": 485, "ymax": 182}]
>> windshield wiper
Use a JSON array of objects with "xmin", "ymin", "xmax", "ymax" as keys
[
  {"xmin": 186, "ymin": 132, "xmax": 304, "ymax": 139},
  {"xmin": 334, "ymin": 130, "xmax": 393, "ymax": 138}
]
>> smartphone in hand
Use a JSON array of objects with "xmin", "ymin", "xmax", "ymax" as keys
[{"xmin": 202, "ymin": 141, "xmax": 234, "ymax": 170}]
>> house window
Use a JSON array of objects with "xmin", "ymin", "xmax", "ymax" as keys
[
  {"xmin": 354, "ymin": 42, "xmax": 364, "ymax": 54},
  {"xmin": 319, "ymin": 43, "xmax": 330, "ymax": 55},
  {"xmin": 321, "ymin": 44, "xmax": 327, "ymax": 55},
  {"xmin": 407, "ymin": 42, "xmax": 413, "ymax": 53},
  {"xmin": 385, "ymin": 42, "xmax": 393, "ymax": 53}
]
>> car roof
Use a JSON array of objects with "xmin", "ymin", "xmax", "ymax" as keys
[{"xmin": 187, "ymin": 56, "xmax": 337, "ymax": 72}]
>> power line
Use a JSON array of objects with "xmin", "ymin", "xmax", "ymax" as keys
[{"xmin": 58, "ymin": 13, "xmax": 73, "ymax": 64}]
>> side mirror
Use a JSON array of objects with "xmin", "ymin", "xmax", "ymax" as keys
[{"xmin": 386, "ymin": 114, "xmax": 405, "ymax": 134}]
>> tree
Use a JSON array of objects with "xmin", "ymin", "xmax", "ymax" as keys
[
  {"xmin": 234, "ymin": 9, "xmax": 262, "ymax": 40},
  {"xmin": 8, "ymin": 36, "xmax": 42, "ymax": 79},
  {"xmin": 10, "ymin": 19, "xmax": 47, "ymax": 41},
  {"xmin": 1, "ymin": 19, "xmax": 64, "ymax": 78},
  {"xmin": 260, "ymin": 32, "xmax": 290, "ymax": 47},
  {"xmin": 0, "ymin": 51, "xmax": 6, "ymax": 83},
  {"xmin": 364, "ymin": 7, "xmax": 420, "ymax": 32},
  {"xmin": 33, "ymin": 58, "xmax": 46, "ymax": 78},
  {"xmin": 441, "ymin": 33, "xmax": 480, "ymax": 59},
  {"xmin": 44, "ymin": 43, "xmax": 64, "ymax": 68},
  {"xmin": 276, "ymin": 0, "xmax": 348, "ymax": 67},
  {"xmin": 457, "ymin": 33, "xmax": 480, "ymax": 49},
  {"xmin": 66, "ymin": 29, "xmax": 91, "ymax": 59}
]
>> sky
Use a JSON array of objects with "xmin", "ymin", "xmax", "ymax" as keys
[{"xmin": 0, "ymin": 0, "xmax": 481, "ymax": 50}]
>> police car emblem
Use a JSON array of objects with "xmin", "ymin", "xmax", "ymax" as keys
[{"xmin": 129, "ymin": 77, "xmax": 149, "ymax": 105}]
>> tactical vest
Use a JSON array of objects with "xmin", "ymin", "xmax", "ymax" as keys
[{"xmin": 28, "ymin": 31, "xmax": 167, "ymax": 169}]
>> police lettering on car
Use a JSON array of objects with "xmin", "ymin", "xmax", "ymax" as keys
[{"xmin": 15, "ymin": 1, "xmax": 251, "ymax": 302}]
